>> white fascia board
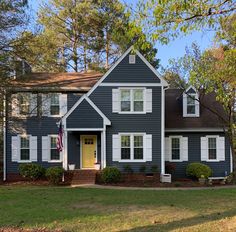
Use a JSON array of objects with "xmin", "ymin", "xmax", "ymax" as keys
[
  {"xmin": 185, "ymin": 85, "xmax": 197, "ymax": 94},
  {"xmin": 62, "ymin": 95, "xmax": 111, "ymax": 126}
]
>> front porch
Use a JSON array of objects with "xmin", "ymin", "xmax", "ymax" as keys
[{"xmin": 65, "ymin": 131, "xmax": 104, "ymax": 170}]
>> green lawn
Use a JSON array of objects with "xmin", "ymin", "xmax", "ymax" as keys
[{"xmin": 1, "ymin": 186, "xmax": 236, "ymax": 231}]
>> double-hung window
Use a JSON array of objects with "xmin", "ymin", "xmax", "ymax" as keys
[
  {"xmin": 121, "ymin": 134, "xmax": 144, "ymax": 161},
  {"xmin": 20, "ymin": 136, "xmax": 30, "ymax": 161},
  {"xmin": 50, "ymin": 94, "xmax": 60, "ymax": 116},
  {"xmin": 171, "ymin": 137, "xmax": 180, "ymax": 160},
  {"xmin": 208, "ymin": 137, "xmax": 217, "ymax": 160},
  {"xmin": 50, "ymin": 136, "xmax": 60, "ymax": 161},
  {"xmin": 120, "ymin": 89, "xmax": 144, "ymax": 113},
  {"xmin": 187, "ymin": 95, "xmax": 196, "ymax": 114},
  {"xmin": 19, "ymin": 94, "xmax": 30, "ymax": 115}
]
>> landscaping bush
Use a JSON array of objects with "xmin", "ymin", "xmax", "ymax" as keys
[
  {"xmin": 101, "ymin": 167, "xmax": 121, "ymax": 183},
  {"xmin": 150, "ymin": 165, "xmax": 158, "ymax": 173},
  {"xmin": 123, "ymin": 164, "xmax": 133, "ymax": 173},
  {"xmin": 186, "ymin": 163, "xmax": 212, "ymax": 179},
  {"xmin": 19, "ymin": 163, "xmax": 45, "ymax": 180},
  {"xmin": 45, "ymin": 167, "xmax": 64, "ymax": 185},
  {"xmin": 139, "ymin": 165, "xmax": 146, "ymax": 173}
]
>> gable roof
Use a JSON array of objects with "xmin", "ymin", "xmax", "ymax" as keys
[
  {"xmin": 9, "ymin": 71, "xmax": 102, "ymax": 91},
  {"xmin": 87, "ymin": 46, "xmax": 168, "ymax": 97},
  {"xmin": 165, "ymin": 88, "xmax": 226, "ymax": 129},
  {"xmin": 63, "ymin": 95, "xmax": 111, "ymax": 126}
]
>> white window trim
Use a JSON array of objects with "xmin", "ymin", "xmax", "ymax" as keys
[
  {"xmin": 206, "ymin": 135, "xmax": 220, "ymax": 162},
  {"xmin": 49, "ymin": 93, "xmax": 60, "ymax": 117},
  {"xmin": 118, "ymin": 88, "xmax": 146, "ymax": 114},
  {"xmin": 48, "ymin": 135, "xmax": 62, "ymax": 162},
  {"xmin": 183, "ymin": 87, "xmax": 200, "ymax": 118},
  {"xmin": 119, "ymin": 133, "xmax": 146, "ymax": 162},
  {"xmin": 19, "ymin": 134, "xmax": 31, "ymax": 162},
  {"xmin": 169, "ymin": 136, "xmax": 183, "ymax": 162}
]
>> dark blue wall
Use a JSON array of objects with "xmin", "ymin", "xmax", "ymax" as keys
[{"xmin": 165, "ymin": 132, "xmax": 231, "ymax": 179}]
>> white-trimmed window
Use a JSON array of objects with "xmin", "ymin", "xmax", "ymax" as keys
[
  {"xmin": 171, "ymin": 137, "xmax": 180, "ymax": 160},
  {"xmin": 42, "ymin": 135, "xmax": 62, "ymax": 162},
  {"xmin": 11, "ymin": 135, "xmax": 37, "ymax": 162},
  {"xmin": 19, "ymin": 94, "xmax": 30, "ymax": 115},
  {"xmin": 208, "ymin": 137, "xmax": 217, "ymax": 160},
  {"xmin": 183, "ymin": 87, "xmax": 200, "ymax": 117},
  {"xmin": 120, "ymin": 88, "xmax": 144, "ymax": 113},
  {"xmin": 50, "ymin": 94, "xmax": 60, "ymax": 116},
  {"xmin": 113, "ymin": 133, "xmax": 152, "ymax": 162},
  {"xmin": 112, "ymin": 88, "xmax": 152, "ymax": 114},
  {"xmin": 20, "ymin": 136, "xmax": 30, "ymax": 161},
  {"xmin": 165, "ymin": 136, "xmax": 188, "ymax": 162},
  {"xmin": 201, "ymin": 136, "xmax": 225, "ymax": 162},
  {"xmin": 50, "ymin": 136, "xmax": 60, "ymax": 161}
]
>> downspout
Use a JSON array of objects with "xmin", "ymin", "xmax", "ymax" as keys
[
  {"xmin": 161, "ymin": 85, "xmax": 169, "ymax": 175},
  {"xmin": 3, "ymin": 91, "xmax": 6, "ymax": 181}
]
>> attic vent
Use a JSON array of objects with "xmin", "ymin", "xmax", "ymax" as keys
[{"xmin": 129, "ymin": 55, "xmax": 136, "ymax": 64}]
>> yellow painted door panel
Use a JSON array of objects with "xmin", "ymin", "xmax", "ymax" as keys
[{"xmin": 82, "ymin": 135, "xmax": 96, "ymax": 168}]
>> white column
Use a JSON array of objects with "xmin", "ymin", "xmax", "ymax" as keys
[
  {"xmin": 161, "ymin": 86, "xmax": 165, "ymax": 174},
  {"xmin": 63, "ymin": 130, "xmax": 68, "ymax": 170},
  {"xmin": 101, "ymin": 131, "xmax": 104, "ymax": 169},
  {"xmin": 103, "ymin": 127, "xmax": 107, "ymax": 168}
]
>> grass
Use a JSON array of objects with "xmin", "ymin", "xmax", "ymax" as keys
[{"xmin": 1, "ymin": 186, "xmax": 236, "ymax": 231}]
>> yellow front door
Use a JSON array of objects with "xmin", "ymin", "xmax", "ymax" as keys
[{"xmin": 81, "ymin": 135, "xmax": 96, "ymax": 169}]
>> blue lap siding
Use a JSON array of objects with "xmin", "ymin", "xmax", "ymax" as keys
[
  {"xmin": 90, "ymin": 86, "xmax": 162, "ymax": 172},
  {"xmin": 165, "ymin": 132, "xmax": 231, "ymax": 179}
]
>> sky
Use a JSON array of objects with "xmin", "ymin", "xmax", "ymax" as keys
[{"xmin": 28, "ymin": 0, "xmax": 216, "ymax": 70}]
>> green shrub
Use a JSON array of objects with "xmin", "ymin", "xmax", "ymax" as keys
[
  {"xmin": 186, "ymin": 162, "xmax": 212, "ymax": 179},
  {"xmin": 139, "ymin": 165, "xmax": 146, "ymax": 173},
  {"xmin": 123, "ymin": 164, "xmax": 133, "ymax": 173},
  {"xmin": 150, "ymin": 165, "xmax": 158, "ymax": 173},
  {"xmin": 45, "ymin": 167, "xmax": 64, "ymax": 185},
  {"xmin": 101, "ymin": 167, "xmax": 121, "ymax": 183},
  {"xmin": 19, "ymin": 163, "xmax": 45, "ymax": 180}
]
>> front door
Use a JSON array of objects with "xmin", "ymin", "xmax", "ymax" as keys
[{"xmin": 81, "ymin": 135, "xmax": 97, "ymax": 169}]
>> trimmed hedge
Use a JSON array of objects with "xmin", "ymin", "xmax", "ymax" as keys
[
  {"xmin": 101, "ymin": 167, "xmax": 121, "ymax": 183},
  {"xmin": 45, "ymin": 167, "xmax": 64, "ymax": 185},
  {"xmin": 186, "ymin": 162, "xmax": 212, "ymax": 179},
  {"xmin": 19, "ymin": 163, "xmax": 45, "ymax": 180}
]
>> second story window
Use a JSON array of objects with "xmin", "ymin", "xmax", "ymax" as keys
[
  {"xmin": 120, "ymin": 88, "xmax": 144, "ymax": 113},
  {"xmin": 20, "ymin": 136, "xmax": 30, "ymax": 161},
  {"xmin": 183, "ymin": 86, "xmax": 200, "ymax": 117},
  {"xmin": 19, "ymin": 94, "xmax": 30, "ymax": 115},
  {"xmin": 50, "ymin": 94, "xmax": 60, "ymax": 116},
  {"xmin": 187, "ymin": 95, "xmax": 196, "ymax": 114}
]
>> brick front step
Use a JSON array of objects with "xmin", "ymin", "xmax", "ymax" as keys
[{"xmin": 64, "ymin": 170, "xmax": 98, "ymax": 185}]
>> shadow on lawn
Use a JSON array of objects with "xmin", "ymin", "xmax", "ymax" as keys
[{"xmin": 125, "ymin": 208, "xmax": 236, "ymax": 232}]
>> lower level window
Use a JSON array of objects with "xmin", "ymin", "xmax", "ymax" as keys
[
  {"xmin": 121, "ymin": 134, "xmax": 144, "ymax": 160},
  {"xmin": 208, "ymin": 137, "xmax": 217, "ymax": 160},
  {"xmin": 50, "ymin": 137, "xmax": 60, "ymax": 160},
  {"xmin": 121, "ymin": 136, "xmax": 130, "ymax": 159},
  {"xmin": 171, "ymin": 137, "xmax": 180, "ymax": 160},
  {"xmin": 20, "ymin": 137, "xmax": 30, "ymax": 160}
]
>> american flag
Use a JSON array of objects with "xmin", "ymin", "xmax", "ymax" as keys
[{"xmin": 57, "ymin": 122, "xmax": 63, "ymax": 152}]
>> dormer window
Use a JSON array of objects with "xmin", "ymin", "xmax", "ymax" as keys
[{"xmin": 183, "ymin": 86, "xmax": 200, "ymax": 117}]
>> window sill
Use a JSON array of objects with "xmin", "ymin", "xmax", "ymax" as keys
[
  {"xmin": 205, "ymin": 160, "xmax": 221, "ymax": 162},
  {"xmin": 118, "ymin": 160, "xmax": 146, "ymax": 163},
  {"xmin": 118, "ymin": 112, "xmax": 147, "ymax": 114},
  {"xmin": 183, "ymin": 114, "xmax": 199, "ymax": 118},
  {"xmin": 48, "ymin": 160, "xmax": 62, "ymax": 163},
  {"xmin": 17, "ymin": 160, "xmax": 32, "ymax": 163},
  {"xmin": 169, "ymin": 160, "xmax": 184, "ymax": 162}
]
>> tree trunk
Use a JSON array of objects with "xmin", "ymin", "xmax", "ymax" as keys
[
  {"xmin": 105, "ymin": 32, "xmax": 109, "ymax": 70},
  {"xmin": 83, "ymin": 46, "xmax": 87, "ymax": 72}
]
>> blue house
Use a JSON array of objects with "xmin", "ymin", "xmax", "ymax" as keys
[{"xmin": 3, "ymin": 47, "xmax": 232, "ymax": 182}]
